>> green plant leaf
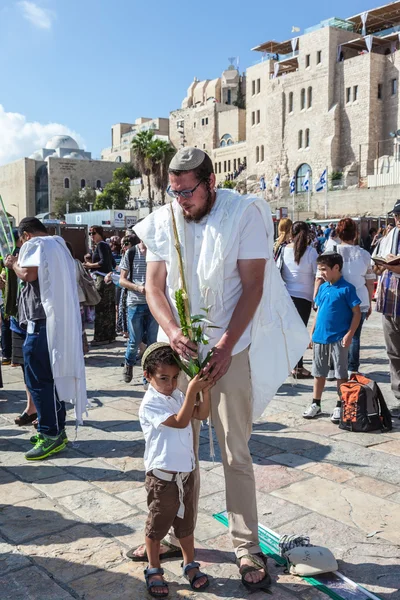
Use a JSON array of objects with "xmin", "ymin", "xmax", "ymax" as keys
[{"xmin": 200, "ymin": 350, "xmax": 214, "ymax": 369}]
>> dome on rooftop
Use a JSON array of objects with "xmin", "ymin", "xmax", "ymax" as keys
[{"xmin": 45, "ymin": 135, "xmax": 79, "ymax": 150}]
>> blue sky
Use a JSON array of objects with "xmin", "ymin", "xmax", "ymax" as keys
[{"xmin": 0, "ymin": 0, "xmax": 380, "ymax": 163}]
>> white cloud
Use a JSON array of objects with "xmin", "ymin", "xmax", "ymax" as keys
[
  {"xmin": 0, "ymin": 104, "xmax": 85, "ymax": 165},
  {"xmin": 18, "ymin": 1, "xmax": 54, "ymax": 30}
]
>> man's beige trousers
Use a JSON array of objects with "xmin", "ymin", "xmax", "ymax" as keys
[{"xmin": 166, "ymin": 348, "xmax": 261, "ymax": 558}]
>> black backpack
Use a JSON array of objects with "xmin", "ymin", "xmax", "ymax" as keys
[{"xmin": 339, "ymin": 374, "xmax": 393, "ymax": 432}]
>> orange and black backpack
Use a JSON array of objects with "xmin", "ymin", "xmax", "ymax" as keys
[{"xmin": 339, "ymin": 374, "xmax": 392, "ymax": 432}]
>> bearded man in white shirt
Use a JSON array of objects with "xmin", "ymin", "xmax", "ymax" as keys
[{"xmin": 131, "ymin": 148, "xmax": 308, "ymax": 591}]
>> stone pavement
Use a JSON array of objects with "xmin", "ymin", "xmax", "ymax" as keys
[{"xmin": 1, "ymin": 311, "xmax": 400, "ymax": 600}]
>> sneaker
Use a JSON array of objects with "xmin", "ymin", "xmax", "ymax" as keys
[
  {"xmin": 1, "ymin": 358, "xmax": 11, "ymax": 366},
  {"xmin": 331, "ymin": 407, "xmax": 341, "ymax": 424},
  {"xmin": 25, "ymin": 433, "xmax": 66, "ymax": 461},
  {"xmin": 30, "ymin": 428, "xmax": 68, "ymax": 446},
  {"xmin": 326, "ymin": 370, "xmax": 335, "ymax": 381},
  {"xmin": 348, "ymin": 371, "xmax": 358, "ymax": 379},
  {"xmin": 123, "ymin": 363, "xmax": 133, "ymax": 383},
  {"xmin": 303, "ymin": 403, "xmax": 322, "ymax": 419}
]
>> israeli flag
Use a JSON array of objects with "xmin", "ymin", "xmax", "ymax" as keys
[
  {"xmin": 289, "ymin": 175, "xmax": 296, "ymax": 195},
  {"xmin": 302, "ymin": 170, "xmax": 310, "ymax": 191},
  {"xmin": 259, "ymin": 176, "xmax": 266, "ymax": 190},
  {"xmin": 315, "ymin": 169, "xmax": 327, "ymax": 192},
  {"xmin": 274, "ymin": 173, "xmax": 280, "ymax": 188}
]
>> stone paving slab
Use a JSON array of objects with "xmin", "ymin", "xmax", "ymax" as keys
[{"xmin": 0, "ymin": 313, "xmax": 399, "ymax": 599}]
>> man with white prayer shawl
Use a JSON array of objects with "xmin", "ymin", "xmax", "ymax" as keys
[
  {"xmin": 132, "ymin": 148, "xmax": 308, "ymax": 592},
  {"xmin": 373, "ymin": 200, "xmax": 400, "ymax": 404},
  {"xmin": 4, "ymin": 217, "xmax": 87, "ymax": 461}
]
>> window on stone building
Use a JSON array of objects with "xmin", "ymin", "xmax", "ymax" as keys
[
  {"xmin": 300, "ymin": 89, "xmax": 306, "ymax": 110},
  {"xmin": 391, "ymin": 78, "xmax": 398, "ymax": 95},
  {"xmin": 298, "ymin": 130, "xmax": 303, "ymax": 149},
  {"xmin": 224, "ymin": 160, "xmax": 227, "ymax": 172},
  {"xmin": 307, "ymin": 87, "xmax": 312, "ymax": 108},
  {"xmin": 80, "ymin": 179, "xmax": 86, "ymax": 188},
  {"xmin": 202, "ymin": 118, "xmax": 204, "ymax": 126},
  {"xmin": 228, "ymin": 160, "xmax": 231, "ymax": 171},
  {"xmin": 256, "ymin": 146, "xmax": 260, "ymax": 163},
  {"xmin": 346, "ymin": 87, "xmax": 351, "ymax": 103},
  {"xmin": 194, "ymin": 122, "xmax": 196, "ymax": 128},
  {"xmin": 177, "ymin": 120, "xmax": 184, "ymax": 129},
  {"xmin": 219, "ymin": 162, "xmax": 222, "ymax": 173},
  {"xmin": 261, "ymin": 145, "xmax": 265, "ymax": 161},
  {"xmin": 256, "ymin": 110, "xmax": 260, "ymax": 124},
  {"xmin": 252, "ymin": 80, "xmax": 256, "ymax": 95},
  {"xmin": 305, "ymin": 54, "xmax": 310, "ymax": 68},
  {"xmin": 227, "ymin": 89, "xmax": 232, "ymax": 104},
  {"xmin": 353, "ymin": 85, "xmax": 358, "ymax": 101},
  {"xmin": 317, "ymin": 50, "xmax": 322, "ymax": 64},
  {"xmin": 257, "ymin": 78, "xmax": 261, "ymax": 94},
  {"xmin": 220, "ymin": 133, "xmax": 233, "ymax": 147},
  {"xmin": 252, "ymin": 111, "xmax": 255, "ymax": 126},
  {"xmin": 234, "ymin": 159, "xmax": 237, "ymax": 170},
  {"xmin": 64, "ymin": 177, "xmax": 70, "ymax": 189},
  {"xmin": 378, "ymin": 83, "xmax": 383, "ymax": 99},
  {"xmin": 305, "ymin": 129, "xmax": 310, "ymax": 148},
  {"xmin": 96, "ymin": 179, "xmax": 102, "ymax": 188},
  {"xmin": 289, "ymin": 92, "xmax": 294, "ymax": 113},
  {"xmin": 203, "ymin": 144, "xmax": 206, "ymax": 149},
  {"xmin": 206, "ymin": 117, "xmax": 209, "ymax": 125},
  {"xmin": 296, "ymin": 163, "xmax": 312, "ymax": 193}
]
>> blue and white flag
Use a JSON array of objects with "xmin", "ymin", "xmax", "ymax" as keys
[
  {"xmin": 274, "ymin": 173, "xmax": 280, "ymax": 188},
  {"xmin": 315, "ymin": 169, "xmax": 327, "ymax": 192},
  {"xmin": 302, "ymin": 170, "xmax": 310, "ymax": 192},
  {"xmin": 259, "ymin": 176, "xmax": 266, "ymax": 191},
  {"xmin": 289, "ymin": 175, "xmax": 296, "ymax": 195}
]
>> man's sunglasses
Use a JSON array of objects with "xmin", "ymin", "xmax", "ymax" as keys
[
  {"xmin": 123, "ymin": 240, "xmax": 130, "ymax": 246},
  {"xmin": 166, "ymin": 180, "xmax": 202, "ymax": 199},
  {"xmin": 89, "ymin": 231, "xmax": 97, "ymax": 236}
]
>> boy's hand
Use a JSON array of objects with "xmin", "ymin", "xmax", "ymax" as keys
[
  {"xmin": 188, "ymin": 373, "xmax": 212, "ymax": 395},
  {"xmin": 342, "ymin": 333, "xmax": 353, "ymax": 348},
  {"xmin": 308, "ymin": 337, "xmax": 313, "ymax": 349}
]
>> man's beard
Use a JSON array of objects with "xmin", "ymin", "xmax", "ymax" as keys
[{"xmin": 183, "ymin": 189, "xmax": 214, "ymax": 223}]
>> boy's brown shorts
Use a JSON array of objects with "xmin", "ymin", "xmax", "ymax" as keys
[{"xmin": 145, "ymin": 470, "xmax": 195, "ymax": 541}]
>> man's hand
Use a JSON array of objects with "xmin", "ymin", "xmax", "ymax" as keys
[
  {"xmin": 385, "ymin": 263, "xmax": 400, "ymax": 275},
  {"xmin": 4, "ymin": 255, "xmax": 16, "ymax": 269},
  {"xmin": 366, "ymin": 306, "xmax": 372, "ymax": 319},
  {"xmin": 169, "ymin": 326, "xmax": 197, "ymax": 359},
  {"xmin": 201, "ymin": 343, "xmax": 232, "ymax": 383},
  {"xmin": 342, "ymin": 332, "xmax": 353, "ymax": 348},
  {"xmin": 140, "ymin": 285, "xmax": 146, "ymax": 295}
]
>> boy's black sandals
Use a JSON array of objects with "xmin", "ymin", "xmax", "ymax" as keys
[
  {"xmin": 144, "ymin": 566, "xmax": 169, "ymax": 598},
  {"xmin": 182, "ymin": 561, "xmax": 210, "ymax": 591},
  {"xmin": 237, "ymin": 553, "xmax": 272, "ymax": 592}
]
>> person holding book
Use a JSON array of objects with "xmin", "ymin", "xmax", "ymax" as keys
[
  {"xmin": 374, "ymin": 200, "xmax": 400, "ymax": 405},
  {"xmin": 304, "ymin": 252, "xmax": 361, "ymax": 422}
]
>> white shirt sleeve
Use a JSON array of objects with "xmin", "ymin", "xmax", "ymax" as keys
[
  {"xmin": 146, "ymin": 248, "xmax": 163, "ymax": 262},
  {"xmin": 238, "ymin": 205, "xmax": 270, "ymax": 261},
  {"xmin": 309, "ymin": 247, "xmax": 319, "ymax": 275},
  {"xmin": 142, "ymin": 400, "xmax": 176, "ymax": 429}
]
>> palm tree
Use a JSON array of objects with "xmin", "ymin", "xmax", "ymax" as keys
[
  {"xmin": 149, "ymin": 139, "xmax": 175, "ymax": 205},
  {"xmin": 131, "ymin": 130, "xmax": 155, "ymax": 212}
]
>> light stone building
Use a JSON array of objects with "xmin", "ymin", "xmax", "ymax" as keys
[
  {"xmin": 101, "ymin": 117, "xmax": 170, "ymax": 163},
  {"xmin": 0, "ymin": 135, "xmax": 119, "ymax": 221},
  {"xmin": 246, "ymin": 2, "xmax": 400, "ymax": 196},
  {"xmin": 169, "ymin": 65, "xmax": 247, "ymax": 183}
]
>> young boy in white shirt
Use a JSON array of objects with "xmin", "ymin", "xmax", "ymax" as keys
[{"xmin": 139, "ymin": 342, "xmax": 212, "ymax": 598}]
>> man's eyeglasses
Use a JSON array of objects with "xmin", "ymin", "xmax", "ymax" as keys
[
  {"xmin": 123, "ymin": 240, "xmax": 130, "ymax": 246},
  {"xmin": 166, "ymin": 180, "xmax": 202, "ymax": 199}
]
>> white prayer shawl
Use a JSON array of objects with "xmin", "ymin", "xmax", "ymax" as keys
[
  {"xmin": 135, "ymin": 190, "xmax": 309, "ymax": 420},
  {"xmin": 18, "ymin": 235, "xmax": 88, "ymax": 425}
]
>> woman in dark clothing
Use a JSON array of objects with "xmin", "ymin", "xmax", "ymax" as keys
[{"xmin": 83, "ymin": 226, "xmax": 116, "ymax": 345}]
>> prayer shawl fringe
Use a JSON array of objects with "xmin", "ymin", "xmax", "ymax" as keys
[
  {"xmin": 135, "ymin": 190, "xmax": 309, "ymax": 419},
  {"xmin": 19, "ymin": 236, "xmax": 88, "ymax": 425}
]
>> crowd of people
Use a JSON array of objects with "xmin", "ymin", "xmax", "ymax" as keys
[{"xmin": 1, "ymin": 147, "xmax": 399, "ymax": 597}]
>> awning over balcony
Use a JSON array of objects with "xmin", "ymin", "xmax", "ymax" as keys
[
  {"xmin": 347, "ymin": 1, "xmax": 400, "ymax": 35},
  {"xmin": 251, "ymin": 39, "xmax": 297, "ymax": 54}
]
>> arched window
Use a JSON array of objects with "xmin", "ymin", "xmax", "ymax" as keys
[
  {"xmin": 300, "ymin": 88, "xmax": 306, "ymax": 110},
  {"xmin": 261, "ymin": 145, "xmax": 265, "ymax": 161},
  {"xmin": 35, "ymin": 164, "xmax": 49, "ymax": 214},
  {"xmin": 307, "ymin": 86, "xmax": 312, "ymax": 108},
  {"xmin": 115, "ymin": 155, "xmax": 122, "ymax": 162},
  {"xmin": 298, "ymin": 130, "xmax": 303, "ymax": 149},
  {"xmin": 305, "ymin": 129, "xmax": 310, "ymax": 147},
  {"xmin": 220, "ymin": 133, "xmax": 233, "ymax": 147},
  {"xmin": 96, "ymin": 179, "xmax": 102, "ymax": 188},
  {"xmin": 64, "ymin": 177, "xmax": 70, "ymax": 189},
  {"xmin": 295, "ymin": 163, "xmax": 312, "ymax": 193},
  {"xmin": 80, "ymin": 179, "xmax": 86, "ymax": 188},
  {"xmin": 256, "ymin": 146, "xmax": 260, "ymax": 163},
  {"xmin": 288, "ymin": 92, "xmax": 293, "ymax": 113}
]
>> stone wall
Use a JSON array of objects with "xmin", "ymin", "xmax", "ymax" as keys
[
  {"xmin": 48, "ymin": 158, "xmax": 120, "ymax": 210},
  {"xmin": 0, "ymin": 158, "xmax": 35, "ymax": 221}
]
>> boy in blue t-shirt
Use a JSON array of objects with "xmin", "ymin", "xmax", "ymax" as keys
[{"xmin": 303, "ymin": 252, "xmax": 361, "ymax": 422}]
